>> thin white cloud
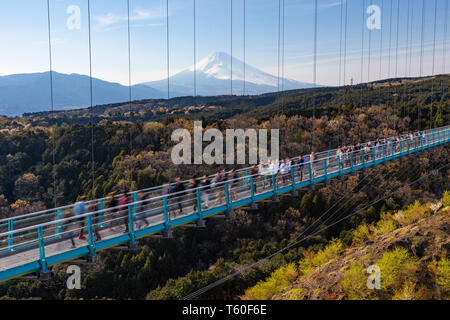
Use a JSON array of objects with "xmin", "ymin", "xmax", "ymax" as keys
[{"xmin": 95, "ymin": 6, "xmax": 166, "ymax": 30}]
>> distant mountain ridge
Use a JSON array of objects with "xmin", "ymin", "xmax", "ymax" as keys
[
  {"xmin": 0, "ymin": 53, "xmax": 314, "ymax": 117},
  {"xmin": 142, "ymin": 52, "xmax": 314, "ymax": 97},
  {"xmin": 0, "ymin": 71, "xmax": 168, "ymax": 116}
]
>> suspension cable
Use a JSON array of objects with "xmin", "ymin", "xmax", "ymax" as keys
[
  {"xmin": 194, "ymin": 0, "xmax": 196, "ymax": 98},
  {"xmin": 282, "ymin": 0, "xmax": 286, "ymax": 114},
  {"xmin": 387, "ymin": 0, "xmax": 393, "ymax": 105},
  {"xmin": 338, "ymin": 0, "xmax": 344, "ymax": 148},
  {"xmin": 392, "ymin": 0, "xmax": 400, "ymax": 131},
  {"xmin": 402, "ymin": 0, "xmax": 410, "ymax": 120},
  {"xmin": 166, "ymin": 0, "xmax": 170, "ymax": 105},
  {"xmin": 360, "ymin": 0, "xmax": 365, "ymax": 107},
  {"xmin": 430, "ymin": 0, "xmax": 437, "ymax": 129},
  {"xmin": 46, "ymin": 0, "xmax": 57, "ymax": 207},
  {"xmin": 441, "ymin": 0, "xmax": 448, "ymax": 127},
  {"xmin": 367, "ymin": 0, "xmax": 373, "ymax": 109},
  {"xmin": 312, "ymin": 0, "xmax": 318, "ymax": 153},
  {"xmin": 87, "ymin": 0, "xmax": 95, "ymax": 195},
  {"xmin": 230, "ymin": 0, "xmax": 233, "ymax": 97},
  {"xmin": 378, "ymin": 0, "xmax": 384, "ymax": 108},
  {"xmin": 418, "ymin": 0, "xmax": 425, "ymax": 131},
  {"xmin": 127, "ymin": 0, "xmax": 133, "ymax": 152},
  {"xmin": 243, "ymin": 0, "xmax": 246, "ymax": 96}
]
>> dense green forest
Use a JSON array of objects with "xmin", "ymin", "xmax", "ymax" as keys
[{"xmin": 0, "ymin": 75, "xmax": 448, "ymax": 299}]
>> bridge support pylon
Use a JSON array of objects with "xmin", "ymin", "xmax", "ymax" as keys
[{"xmin": 87, "ymin": 254, "xmax": 99, "ymax": 264}]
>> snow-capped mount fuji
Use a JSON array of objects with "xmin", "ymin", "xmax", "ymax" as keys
[{"xmin": 142, "ymin": 52, "xmax": 313, "ymax": 97}]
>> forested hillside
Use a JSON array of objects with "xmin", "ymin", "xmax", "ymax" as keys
[{"xmin": 0, "ymin": 75, "xmax": 448, "ymax": 299}]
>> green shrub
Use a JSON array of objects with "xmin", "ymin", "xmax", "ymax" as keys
[
  {"xmin": 281, "ymin": 288, "xmax": 305, "ymax": 300},
  {"xmin": 352, "ymin": 223, "xmax": 370, "ymax": 246},
  {"xmin": 376, "ymin": 248, "xmax": 417, "ymax": 291},
  {"xmin": 298, "ymin": 239, "xmax": 344, "ymax": 277},
  {"xmin": 442, "ymin": 190, "xmax": 450, "ymax": 208},
  {"xmin": 243, "ymin": 263, "xmax": 298, "ymax": 300},
  {"xmin": 436, "ymin": 258, "xmax": 450, "ymax": 290},
  {"xmin": 373, "ymin": 213, "xmax": 397, "ymax": 235},
  {"xmin": 341, "ymin": 261, "xmax": 371, "ymax": 300}
]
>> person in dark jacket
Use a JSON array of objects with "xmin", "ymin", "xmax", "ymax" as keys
[{"xmin": 171, "ymin": 176, "xmax": 186, "ymax": 216}]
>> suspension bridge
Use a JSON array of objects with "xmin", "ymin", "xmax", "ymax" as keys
[{"xmin": 0, "ymin": 126, "xmax": 448, "ymax": 282}]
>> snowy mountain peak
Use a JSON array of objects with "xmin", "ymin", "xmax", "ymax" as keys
[
  {"xmin": 143, "ymin": 52, "xmax": 314, "ymax": 97},
  {"xmin": 187, "ymin": 51, "xmax": 279, "ymax": 86}
]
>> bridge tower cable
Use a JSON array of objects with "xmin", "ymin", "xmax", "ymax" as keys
[
  {"xmin": 430, "ymin": 0, "xmax": 437, "ymax": 129},
  {"xmin": 46, "ymin": 0, "xmax": 57, "ymax": 207}
]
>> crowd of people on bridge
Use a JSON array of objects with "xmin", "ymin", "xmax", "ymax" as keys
[{"xmin": 61, "ymin": 131, "xmax": 428, "ymax": 248}]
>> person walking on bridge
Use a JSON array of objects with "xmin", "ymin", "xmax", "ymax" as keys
[
  {"xmin": 74, "ymin": 195, "xmax": 87, "ymax": 240},
  {"xmin": 118, "ymin": 192, "xmax": 130, "ymax": 233},
  {"xmin": 171, "ymin": 176, "xmax": 185, "ymax": 217}
]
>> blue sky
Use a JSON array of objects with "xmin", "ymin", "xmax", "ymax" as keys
[{"xmin": 0, "ymin": 0, "xmax": 448, "ymax": 90}]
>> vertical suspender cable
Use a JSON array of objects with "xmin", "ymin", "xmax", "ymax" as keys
[
  {"xmin": 127, "ymin": 0, "xmax": 133, "ymax": 152},
  {"xmin": 87, "ymin": 0, "xmax": 95, "ymax": 194},
  {"xmin": 193, "ymin": 3, "xmax": 196, "ymax": 97},
  {"xmin": 166, "ymin": 0, "xmax": 170, "ymax": 109},
  {"xmin": 378, "ymin": 0, "xmax": 384, "ymax": 108},
  {"xmin": 367, "ymin": 0, "xmax": 372, "ymax": 109},
  {"xmin": 230, "ymin": 0, "xmax": 233, "ymax": 97},
  {"xmin": 338, "ymin": 0, "xmax": 343, "ymax": 148},
  {"xmin": 430, "ymin": 0, "xmax": 437, "ymax": 129},
  {"xmin": 243, "ymin": 0, "xmax": 246, "ymax": 96},
  {"xmin": 393, "ymin": 0, "xmax": 400, "ymax": 131},
  {"xmin": 394, "ymin": 0, "xmax": 400, "ymax": 79},
  {"xmin": 408, "ymin": 1, "xmax": 414, "ymax": 122},
  {"xmin": 441, "ymin": 0, "xmax": 448, "ymax": 127},
  {"xmin": 46, "ymin": 0, "xmax": 57, "ymax": 207},
  {"xmin": 387, "ymin": 0, "xmax": 393, "ymax": 105},
  {"xmin": 277, "ymin": 0, "xmax": 281, "ymax": 109},
  {"xmin": 282, "ymin": 0, "xmax": 286, "ymax": 114},
  {"xmin": 312, "ymin": 0, "xmax": 317, "ymax": 153},
  {"xmin": 418, "ymin": 0, "xmax": 425, "ymax": 131},
  {"xmin": 360, "ymin": 0, "xmax": 365, "ymax": 107},
  {"xmin": 343, "ymin": 0, "xmax": 348, "ymax": 109},
  {"xmin": 230, "ymin": 0, "xmax": 233, "ymax": 119},
  {"xmin": 403, "ymin": 0, "xmax": 410, "ymax": 120}
]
